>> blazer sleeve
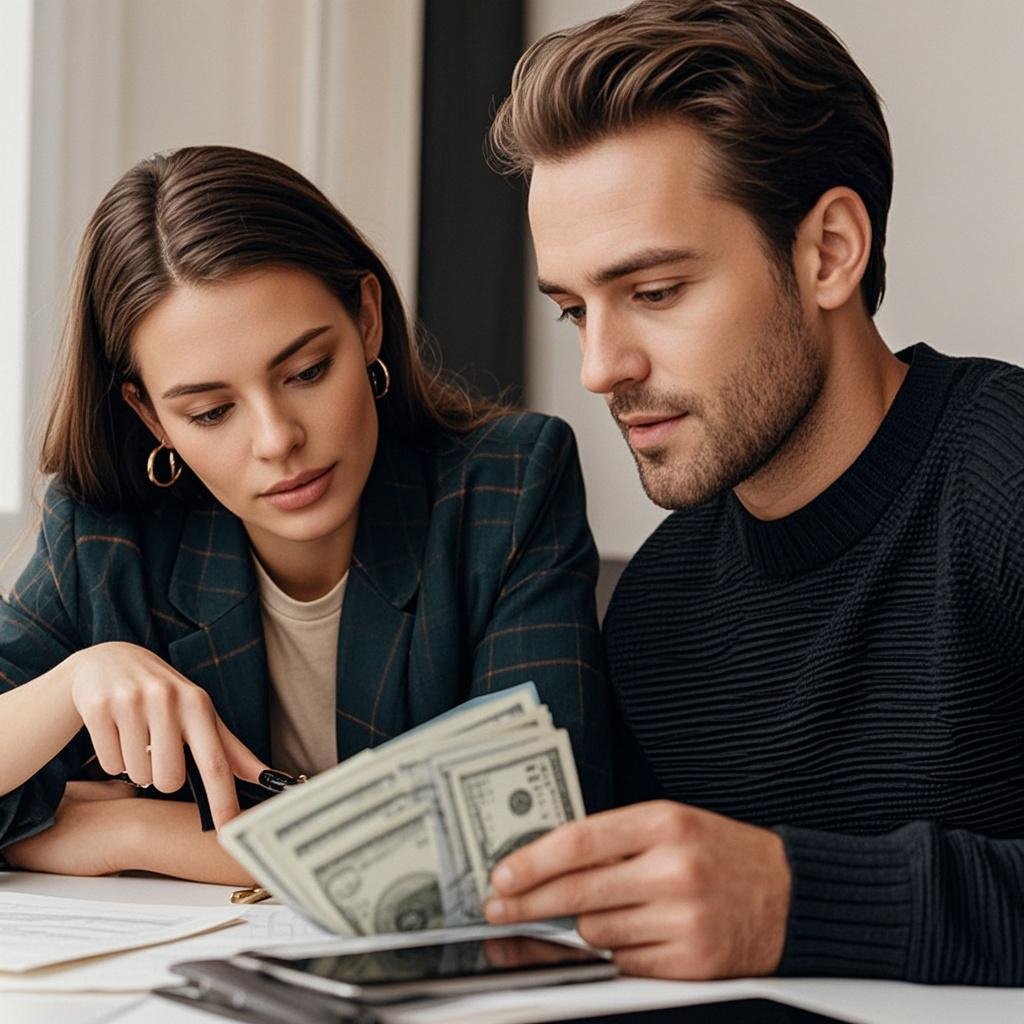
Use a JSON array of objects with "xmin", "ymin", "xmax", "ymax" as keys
[
  {"xmin": 0, "ymin": 490, "xmax": 90, "ymax": 851},
  {"xmin": 468, "ymin": 417, "xmax": 613, "ymax": 812}
]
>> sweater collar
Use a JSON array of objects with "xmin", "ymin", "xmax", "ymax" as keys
[{"xmin": 730, "ymin": 343, "xmax": 959, "ymax": 578}]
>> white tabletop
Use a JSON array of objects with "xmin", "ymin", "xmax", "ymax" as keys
[{"xmin": 1, "ymin": 871, "xmax": 1020, "ymax": 1024}]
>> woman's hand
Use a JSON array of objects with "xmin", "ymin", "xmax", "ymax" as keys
[
  {"xmin": 2, "ymin": 781, "xmax": 139, "ymax": 876},
  {"xmin": 66, "ymin": 642, "xmax": 266, "ymax": 828}
]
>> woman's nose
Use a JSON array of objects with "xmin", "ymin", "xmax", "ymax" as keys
[{"xmin": 250, "ymin": 402, "xmax": 304, "ymax": 460}]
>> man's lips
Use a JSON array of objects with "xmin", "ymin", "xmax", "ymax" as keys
[{"xmin": 618, "ymin": 413, "xmax": 688, "ymax": 450}]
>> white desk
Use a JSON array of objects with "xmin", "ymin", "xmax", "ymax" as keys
[{"xmin": 1, "ymin": 871, "xmax": 1021, "ymax": 1024}]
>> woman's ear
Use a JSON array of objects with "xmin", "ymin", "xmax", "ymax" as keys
[
  {"xmin": 793, "ymin": 186, "xmax": 872, "ymax": 313},
  {"xmin": 357, "ymin": 274, "xmax": 384, "ymax": 362},
  {"xmin": 121, "ymin": 382, "xmax": 165, "ymax": 444}
]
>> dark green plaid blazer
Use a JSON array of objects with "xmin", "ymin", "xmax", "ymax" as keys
[{"xmin": 0, "ymin": 413, "xmax": 611, "ymax": 847}]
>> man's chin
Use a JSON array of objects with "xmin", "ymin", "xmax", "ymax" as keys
[{"xmin": 635, "ymin": 461, "xmax": 725, "ymax": 511}]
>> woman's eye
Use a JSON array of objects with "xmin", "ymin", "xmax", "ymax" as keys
[
  {"xmin": 291, "ymin": 357, "xmax": 334, "ymax": 384},
  {"xmin": 188, "ymin": 404, "xmax": 231, "ymax": 427},
  {"xmin": 556, "ymin": 305, "xmax": 585, "ymax": 326}
]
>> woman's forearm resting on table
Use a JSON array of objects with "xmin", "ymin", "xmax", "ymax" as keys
[{"xmin": 2, "ymin": 787, "xmax": 254, "ymax": 886}]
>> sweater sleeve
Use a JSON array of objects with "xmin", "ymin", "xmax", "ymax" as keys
[
  {"xmin": 775, "ymin": 822, "xmax": 1024, "ymax": 984},
  {"xmin": 777, "ymin": 367, "xmax": 1024, "ymax": 986},
  {"xmin": 469, "ymin": 416, "xmax": 614, "ymax": 813}
]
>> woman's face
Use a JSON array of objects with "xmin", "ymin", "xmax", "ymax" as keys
[{"xmin": 123, "ymin": 266, "xmax": 382, "ymax": 564}]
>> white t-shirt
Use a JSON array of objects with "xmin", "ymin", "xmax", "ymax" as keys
[{"xmin": 252, "ymin": 555, "xmax": 347, "ymax": 777}]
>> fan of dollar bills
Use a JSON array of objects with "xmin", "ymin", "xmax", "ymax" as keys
[{"xmin": 219, "ymin": 683, "xmax": 585, "ymax": 936}]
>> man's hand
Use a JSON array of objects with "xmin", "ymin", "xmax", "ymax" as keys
[{"xmin": 484, "ymin": 800, "xmax": 792, "ymax": 980}]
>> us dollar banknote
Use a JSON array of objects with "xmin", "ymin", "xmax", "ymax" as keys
[{"xmin": 218, "ymin": 682, "xmax": 586, "ymax": 935}]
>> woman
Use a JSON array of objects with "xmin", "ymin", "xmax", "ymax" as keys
[{"xmin": 0, "ymin": 146, "xmax": 611, "ymax": 883}]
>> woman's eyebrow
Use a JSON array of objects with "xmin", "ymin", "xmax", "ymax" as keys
[{"xmin": 160, "ymin": 325, "xmax": 333, "ymax": 400}]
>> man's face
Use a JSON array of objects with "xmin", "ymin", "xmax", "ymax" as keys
[{"xmin": 528, "ymin": 120, "xmax": 825, "ymax": 510}]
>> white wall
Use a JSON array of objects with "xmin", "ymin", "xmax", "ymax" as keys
[
  {"xmin": 0, "ymin": 0, "xmax": 422, "ymax": 585},
  {"xmin": 525, "ymin": 0, "xmax": 1024, "ymax": 561},
  {"xmin": 0, "ymin": 1, "xmax": 32, "ymax": 517}
]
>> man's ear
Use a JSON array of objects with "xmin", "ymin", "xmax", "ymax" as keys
[
  {"xmin": 357, "ymin": 274, "xmax": 384, "ymax": 363},
  {"xmin": 793, "ymin": 187, "xmax": 872, "ymax": 312},
  {"xmin": 121, "ymin": 382, "xmax": 166, "ymax": 445}
]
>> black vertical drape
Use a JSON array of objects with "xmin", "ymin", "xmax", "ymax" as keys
[{"xmin": 417, "ymin": 0, "xmax": 526, "ymax": 399}]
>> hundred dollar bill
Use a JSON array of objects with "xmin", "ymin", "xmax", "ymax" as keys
[
  {"xmin": 422, "ymin": 723, "xmax": 555, "ymax": 922},
  {"xmin": 217, "ymin": 684, "xmax": 582, "ymax": 935},
  {"xmin": 270, "ymin": 711, "xmax": 554, "ymax": 925},
  {"xmin": 236, "ymin": 683, "xmax": 540, "ymax": 868},
  {"xmin": 307, "ymin": 802, "xmax": 448, "ymax": 936},
  {"xmin": 447, "ymin": 728, "xmax": 585, "ymax": 903}
]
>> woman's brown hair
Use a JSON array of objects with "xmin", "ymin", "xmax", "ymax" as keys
[
  {"xmin": 41, "ymin": 145, "xmax": 502, "ymax": 512},
  {"xmin": 489, "ymin": 0, "xmax": 893, "ymax": 315}
]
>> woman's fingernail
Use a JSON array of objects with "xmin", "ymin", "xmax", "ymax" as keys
[
  {"xmin": 486, "ymin": 899, "xmax": 506, "ymax": 922},
  {"xmin": 259, "ymin": 768, "xmax": 297, "ymax": 792}
]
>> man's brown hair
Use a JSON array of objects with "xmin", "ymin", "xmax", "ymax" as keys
[{"xmin": 489, "ymin": 0, "xmax": 893, "ymax": 314}]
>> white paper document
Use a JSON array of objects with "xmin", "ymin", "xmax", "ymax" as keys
[
  {"xmin": 0, "ymin": 902, "xmax": 331, "ymax": 992},
  {"xmin": 0, "ymin": 891, "xmax": 241, "ymax": 972}
]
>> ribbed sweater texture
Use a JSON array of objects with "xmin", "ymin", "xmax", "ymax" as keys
[{"xmin": 604, "ymin": 344, "xmax": 1024, "ymax": 985}]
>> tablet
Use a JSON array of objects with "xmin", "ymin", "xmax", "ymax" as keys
[{"xmin": 232, "ymin": 935, "xmax": 616, "ymax": 1004}]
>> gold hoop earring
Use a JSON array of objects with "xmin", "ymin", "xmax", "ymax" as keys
[
  {"xmin": 367, "ymin": 357, "xmax": 391, "ymax": 400},
  {"xmin": 146, "ymin": 440, "xmax": 182, "ymax": 488}
]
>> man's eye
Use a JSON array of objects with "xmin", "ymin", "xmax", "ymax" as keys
[
  {"xmin": 636, "ymin": 285, "xmax": 682, "ymax": 305},
  {"xmin": 188, "ymin": 404, "xmax": 231, "ymax": 427},
  {"xmin": 556, "ymin": 306, "xmax": 585, "ymax": 325},
  {"xmin": 292, "ymin": 357, "xmax": 334, "ymax": 383}
]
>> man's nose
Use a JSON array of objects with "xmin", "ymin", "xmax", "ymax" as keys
[
  {"xmin": 579, "ymin": 310, "xmax": 650, "ymax": 396},
  {"xmin": 250, "ymin": 400, "xmax": 304, "ymax": 460}
]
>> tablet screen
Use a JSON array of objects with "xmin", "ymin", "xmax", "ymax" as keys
[{"xmin": 257, "ymin": 936, "xmax": 607, "ymax": 987}]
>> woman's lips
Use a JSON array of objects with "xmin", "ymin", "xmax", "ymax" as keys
[
  {"xmin": 626, "ymin": 414, "xmax": 688, "ymax": 450},
  {"xmin": 261, "ymin": 465, "xmax": 335, "ymax": 511}
]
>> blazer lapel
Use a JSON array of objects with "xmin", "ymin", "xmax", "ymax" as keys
[
  {"xmin": 165, "ymin": 505, "xmax": 272, "ymax": 820},
  {"xmin": 336, "ymin": 439, "xmax": 429, "ymax": 759}
]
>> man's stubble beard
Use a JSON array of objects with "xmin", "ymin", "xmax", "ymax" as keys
[{"xmin": 616, "ymin": 282, "xmax": 826, "ymax": 511}]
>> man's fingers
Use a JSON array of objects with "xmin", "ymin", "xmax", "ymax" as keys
[
  {"xmin": 576, "ymin": 902, "xmax": 682, "ymax": 952},
  {"xmin": 486, "ymin": 855, "xmax": 646, "ymax": 924},
  {"xmin": 491, "ymin": 801, "xmax": 692, "ymax": 895}
]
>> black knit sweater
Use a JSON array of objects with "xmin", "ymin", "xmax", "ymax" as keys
[{"xmin": 604, "ymin": 344, "xmax": 1024, "ymax": 985}]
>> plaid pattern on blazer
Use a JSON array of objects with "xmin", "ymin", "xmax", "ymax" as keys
[{"xmin": 0, "ymin": 412, "xmax": 612, "ymax": 847}]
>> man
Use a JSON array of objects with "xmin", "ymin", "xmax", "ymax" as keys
[{"xmin": 483, "ymin": 0, "xmax": 1024, "ymax": 986}]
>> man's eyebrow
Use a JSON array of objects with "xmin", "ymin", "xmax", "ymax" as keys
[
  {"xmin": 160, "ymin": 325, "xmax": 333, "ymax": 400},
  {"xmin": 536, "ymin": 247, "xmax": 704, "ymax": 295}
]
